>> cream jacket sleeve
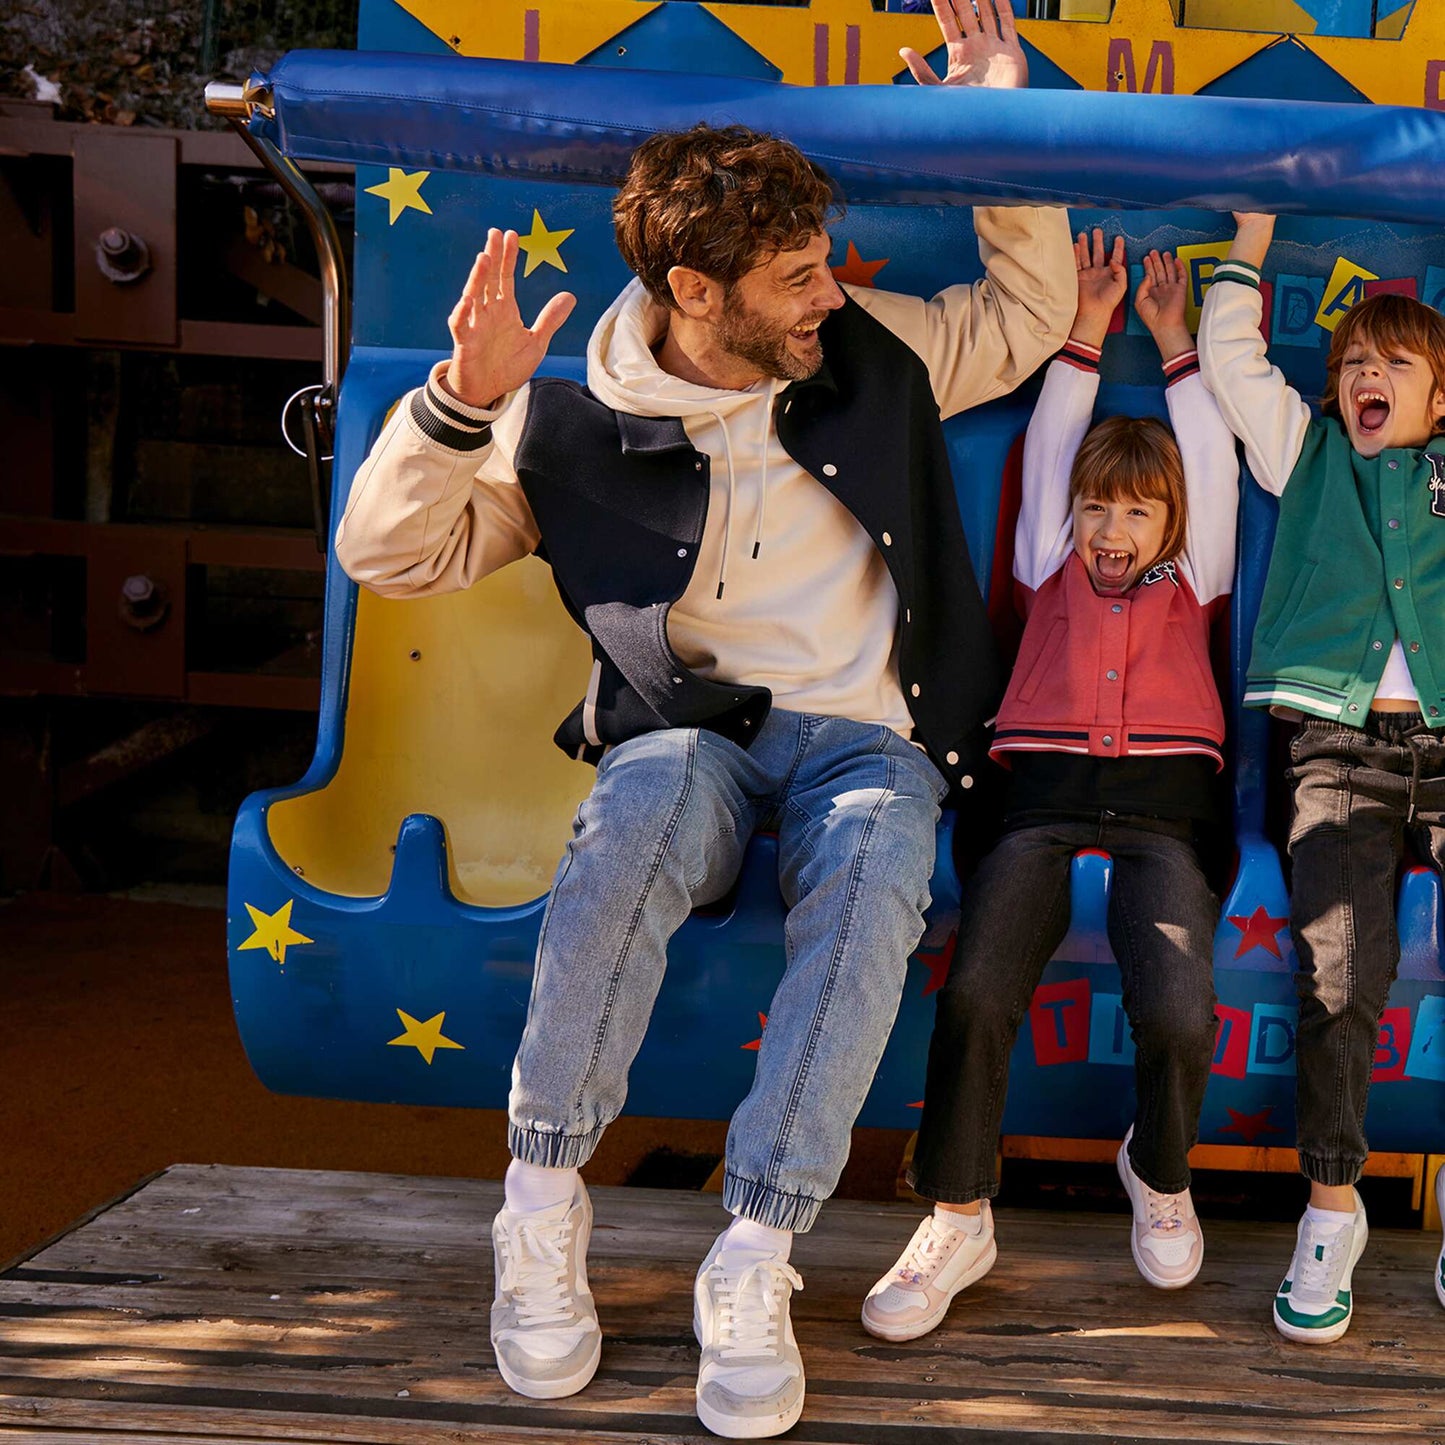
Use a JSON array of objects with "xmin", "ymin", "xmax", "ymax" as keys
[
  {"xmin": 332, "ymin": 363, "xmax": 540, "ymax": 598},
  {"xmin": 846, "ymin": 204, "xmax": 1077, "ymax": 419}
]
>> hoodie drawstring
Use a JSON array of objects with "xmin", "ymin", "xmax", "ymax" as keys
[
  {"xmin": 751, "ymin": 380, "xmax": 779, "ymax": 563},
  {"xmin": 706, "ymin": 409, "xmax": 740, "ymax": 600}
]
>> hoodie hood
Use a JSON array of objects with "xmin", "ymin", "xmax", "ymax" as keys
[{"xmin": 586, "ymin": 277, "xmax": 766, "ymax": 421}]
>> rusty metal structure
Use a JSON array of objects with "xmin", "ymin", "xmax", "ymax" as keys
[{"xmin": 0, "ymin": 92, "xmax": 349, "ymax": 889}]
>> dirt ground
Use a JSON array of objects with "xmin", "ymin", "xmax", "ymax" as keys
[{"xmin": 0, "ymin": 889, "xmax": 913, "ymax": 1266}]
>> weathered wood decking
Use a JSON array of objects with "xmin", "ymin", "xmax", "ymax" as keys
[{"xmin": 0, "ymin": 1164, "xmax": 1441, "ymax": 1442}]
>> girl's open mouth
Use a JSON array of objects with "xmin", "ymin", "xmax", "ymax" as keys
[{"xmin": 1092, "ymin": 549, "xmax": 1133, "ymax": 586}]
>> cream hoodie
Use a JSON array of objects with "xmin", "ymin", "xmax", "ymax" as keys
[{"xmin": 335, "ymin": 205, "xmax": 1076, "ymax": 732}]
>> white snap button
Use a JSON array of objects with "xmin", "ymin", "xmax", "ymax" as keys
[
  {"xmin": 822, "ymin": 463, "xmax": 838, "ymax": 476},
  {"xmin": 882, "ymin": 531, "xmax": 892, "ymax": 546},
  {"xmin": 677, "ymin": 548, "xmax": 688, "ymax": 557},
  {"xmin": 945, "ymin": 751, "xmax": 959, "ymax": 765},
  {"xmin": 960, "ymin": 775, "xmax": 974, "ymax": 789},
  {"xmin": 905, "ymin": 609, "xmax": 911, "ymax": 623},
  {"xmin": 910, "ymin": 683, "xmax": 921, "ymax": 698},
  {"xmin": 1102, "ymin": 735, "xmax": 1113, "ymax": 746},
  {"xmin": 673, "ymin": 676, "xmax": 683, "ymax": 684}
]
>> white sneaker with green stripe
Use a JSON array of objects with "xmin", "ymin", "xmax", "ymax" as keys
[
  {"xmin": 1272, "ymin": 1191, "xmax": 1368, "ymax": 1344},
  {"xmin": 1435, "ymin": 1166, "xmax": 1445, "ymax": 1310}
]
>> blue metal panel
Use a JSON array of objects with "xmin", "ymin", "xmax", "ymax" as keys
[
  {"xmin": 577, "ymin": 5, "xmax": 781, "ymax": 80},
  {"xmin": 1199, "ymin": 37, "xmax": 1369, "ymax": 103}
]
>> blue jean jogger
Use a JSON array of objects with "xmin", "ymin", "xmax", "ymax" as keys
[{"xmin": 507, "ymin": 708, "xmax": 948, "ymax": 1233}]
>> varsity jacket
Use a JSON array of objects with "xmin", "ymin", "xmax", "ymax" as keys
[
  {"xmin": 1200, "ymin": 261, "xmax": 1445, "ymax": 729},
  {"xmin": 990, "ymin": 343, "xmax": 1238, "ymax": 767},
  {"xmin": 334, "ymin": 206, "xmax": 1078, "ymax": 788}
]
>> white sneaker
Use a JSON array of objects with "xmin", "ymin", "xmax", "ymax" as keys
[
  {"xmin": 860, "ymin": 1203, "xmax": 997, "ymax": 1342},
  {"xmin": 1436, "ymin": 1166, "xmax": 1445, "ymax": 1311},
  {"xmin": 1116, "ymin": 1126, "xmax": 1203, "ymax": 1289},
  {"xmin": 490, "ymin": 1180, "xmax": 601, "ymax": 1399},
  {"xmin": 693, "ymin": 1232, "xmax": 805, "ymax": 1439},
  {"xmin": 1273, "ymin": 1191, "xmax": 1369, "ymax": 1344}
]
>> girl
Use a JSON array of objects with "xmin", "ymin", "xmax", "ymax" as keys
[{"xmin": 862, "ymin": 231, "xmax": 1239, "ymax": 1342}]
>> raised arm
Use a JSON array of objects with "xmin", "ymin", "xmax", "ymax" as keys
[
  {"xmin": 849, "ymin": 0, "xmax": 1075, "ymax": 415},
  {"xmin": 1197, "ymin": 213, "xmax": 1311, "ymax": 498},
  {"xmin": 334, "ymin": 228, "xmax": 575, "ymax": 596},
  {"xmin": 1137, "ymin": 249, "xmax": 1239, "ymax": 607},
  {"xmin": 1014, "ymin": 229, "xmax": 1122, "ymax": 593}
]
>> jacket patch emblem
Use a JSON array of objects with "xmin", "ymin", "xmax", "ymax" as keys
[
  {"xmin": 1426, "ymin": 451, "xmax": 1445, "ymax": 520},
  {"xmin": 1139, "ymin": 560, "xmax": 1180, "ymax": 588}
]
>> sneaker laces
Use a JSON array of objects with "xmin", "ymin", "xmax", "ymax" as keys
[
  {"xmin": 499, "ymin": 1213, "xmax": 577, "ymax": 1327},
  {"xmin": 710, "ymin": 1258, "xmax": 803, "ymax": 1360},
  {"xmin": 1295, "ymin": 1222, "xmax": 1350, "ymax": 1294},
  {"xmin": 1141, "ymin": 1187, "xmax": 1187, "ymax": 1236},
  {"xmin": 896, "ymin": 1218, "xmax": 959, "ymax": 1284}
]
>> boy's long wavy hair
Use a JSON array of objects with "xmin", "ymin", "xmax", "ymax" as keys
[
  {"xmin": 613, "ymin": 123, "xmax": 842, "ymax": 310},
  {"xmin": 1068, "ymin": 415, "xmax": 1188, "ymax": 571},
  {"xmin": 1321, "ymin": 293, "xmax": 1445, "ymax": 435}
]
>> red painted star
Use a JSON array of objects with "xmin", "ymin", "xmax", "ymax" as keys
[
  {"xmin": 831, "ymin": 241, "xmax": 889, "ymax": 288},
  {"xmin": 1227, "ymin": 905, "xmax": 1289, "ymax": 959},
  {"xmin": 1219, "ymin": 1104, "xmax": 1284, "ymax": 1145},
  {"xmin": 915, "ymin": 933, "xmax": 956, "ymax": 997},
  {"xmin": 742, "ymin": 1012, "xmax": 767, "ymax": 1052}
]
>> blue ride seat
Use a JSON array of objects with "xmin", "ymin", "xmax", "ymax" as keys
[{"xmin": 226, "ymin": 50, "xmax": 1444, "ymax": 1151}]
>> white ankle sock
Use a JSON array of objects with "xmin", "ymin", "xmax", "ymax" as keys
[
  {"xmin": 721, "ymin": 1215, "xmax": 792, "ymax": 1262},
  {"xmin": 504, "ymin": 1158, "xmax": 577, "ymax": 1214},
  {"xmin": 934, "ymin": 1204, "xmax": 985, "ymax": 1236},
  {"xmin": 1304, "ymin": 1203, "xmax": 1356, "ymax": 1230}
]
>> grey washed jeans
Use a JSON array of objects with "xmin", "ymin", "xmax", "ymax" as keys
[{"xmin": 1286, "ymin": 711, "xmax": 1445, "ymax": 1185}]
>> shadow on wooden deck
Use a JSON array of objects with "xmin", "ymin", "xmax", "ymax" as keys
[{"xmin": 0, "ymin": 1164, "xmax": 1440, "ymax": 1442}]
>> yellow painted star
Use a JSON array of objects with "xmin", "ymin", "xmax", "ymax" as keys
[
  {"xmin": 237, "ymin": 899, "xmax": 313, "ymax": 968},
  {"xmin": 518, "ymin": 209, "xmax": 575, "ymax": 277},
  {"xmin": 364, "ymin": 168, "xmax": 434, "ymax": 226},
  {"xmin": 1020, "ymin": 0, "xmax": 1270, "ymax": 95},
  {"xmin": 387, "ymin": 1008, "xmax": 465, "ymax": 1065},
  {"xmin": 1303, "ymin": 2, "xmax": 1445, "ymax": 106}
]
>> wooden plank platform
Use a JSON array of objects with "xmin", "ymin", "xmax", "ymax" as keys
[{"xmin": 0, "ymin": 1165, "xmax": 1442, "ymax": 1443}]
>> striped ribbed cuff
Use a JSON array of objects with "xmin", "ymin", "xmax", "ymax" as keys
[
  {"xmin": 1210, "ymin": 260, "xmax": 1261, "ymax": 291},
  {"xmin": 1057, "ymin": 338, "xmax": 1102, "ymax": 373},
  {"xmin": 1162, "ymin": 348, "xmax": 1200, "ymax": 386},
  {"xmin": 406, "ymin": 364, "xmax": 496, "ymax": 454}
]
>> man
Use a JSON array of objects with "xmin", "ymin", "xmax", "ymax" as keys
[{"xmin": 336, "ymin": 2, "xmax": 1074, "ymax": 1434}]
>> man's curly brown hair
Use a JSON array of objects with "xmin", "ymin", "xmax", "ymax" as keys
[{"xmin": 613, "ymin": 123, "xmax": 842, "ymax": 310}]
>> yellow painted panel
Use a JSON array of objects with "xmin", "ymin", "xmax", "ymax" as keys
[
  {"xmin": 1059, "ymin": 0, "xmax": 1111, "ymax": 19},
  {"xmin": 1021, "ymin": 0, "xmax": 1270, "ymax": 95},
  {"xmin": 1305, "ymin": 4, "xmax": 1445, "ymax": 106},
  {"xmin": 268, "ymin": 555, "xmax": 593, "ymax": 908},
  {"xmin": 398, "ymin": 0, "xmax": 661, "ymax": 62},
  {"xmin": 1180, "ymin": 0, "xmax": 1317, "ymax": 34}
]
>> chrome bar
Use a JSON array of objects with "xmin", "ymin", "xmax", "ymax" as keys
[{"xmin": 205, "ymin": 77, "xmax": 346, "ymax": 390}]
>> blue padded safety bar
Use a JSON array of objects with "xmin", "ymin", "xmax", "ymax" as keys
[{"xmin": 254, "ymin": 49, "xmax": 1445, "ymax": 223}]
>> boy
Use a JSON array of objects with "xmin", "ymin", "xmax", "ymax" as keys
[{"xmin": 1199, "ymin": 211, "xmax": 1445, "ymax": 1343}]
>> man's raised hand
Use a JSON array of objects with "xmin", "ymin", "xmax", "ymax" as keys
[
  {"xmin": 900, "ymin": 0, "xmax": 1027, "ymax": 90},
  {"xmin": 442, "ymin": 228, "xmax": 577, "ymax": 409}
]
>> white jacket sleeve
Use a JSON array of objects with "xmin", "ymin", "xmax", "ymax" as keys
[
  {"xmin": 333, "ymin": 364, "xmax": 541, "ymax": 597},
  {"xmin": 1197, "ymin": 264, "xmax": 1311, "ymax": 498},
  {"xmin": 1164, "ymin": 359, "xmax": 1240, "ymax": 608},
  {"xmin": 847, "ymin": 204, "xmax": 1077, "ymax": 420},
  {"xmin": 1015, "ymin": 349, "xmax": 1098, "ymax": 593}
]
